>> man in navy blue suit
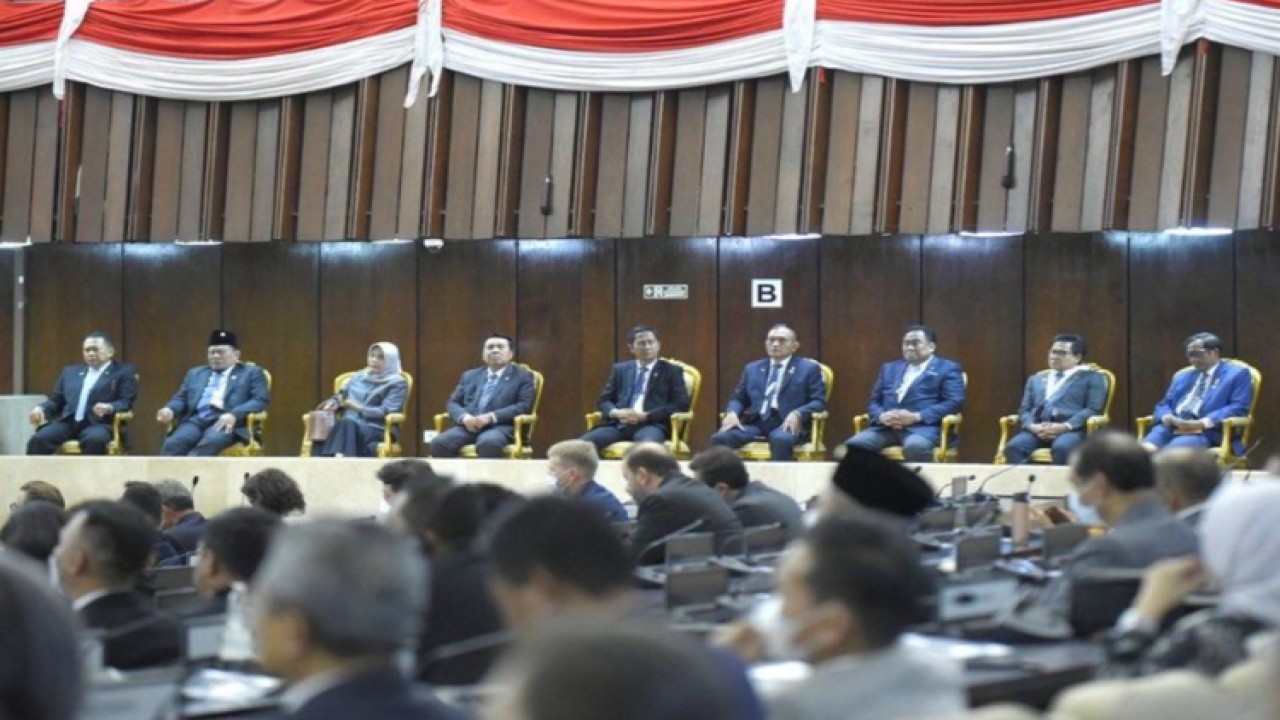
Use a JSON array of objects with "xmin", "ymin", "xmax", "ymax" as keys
[
  {"xmin": 1003, "ymin": 333, "xmax": 1110, "ymax": 465},
  {"xmin": 430, "ymin": 334, "xmax": 536, "ymax": 458},
  {"xmin": 156, "ymin": 330, "xmax": 270, "ymax": 456},
  {"xmin": 843, "ymin": 325, "xmax": 965, "ymax": 463},
  {"xmin": 581, "ymin": 325, "xmax": 690, "ymax": 451},
  {"xmin": 1141, "ymin": 332, "xmax": 1254, "ymax": 453},
  {"xmin": 28, "ymin": 331, "xmax": 138, "ymax": 455},
  {"xmin": 710, "ymin": 324, "xmax": 827, "ymax": 461}
]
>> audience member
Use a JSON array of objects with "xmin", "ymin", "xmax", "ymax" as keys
[
  {"xmin": 0, "ymin": 552, "xmax": 83, "ymax": 720},
  {"xmin": 192, "ymin": 508, "xmax": 282, "ymax": 614},
  {"xmin": 818, "ymin": 446, "xmax": 934, "ymax": 521},
  {"xmin": 52, "ymin": 501, "xmax": 181, "ymax": 670},
  {"xmin": 414, "ymin": 483, "xmax": 522, "ymax": 685},
  {"xmin": 546, "ymin": 439, "xmax": 628, "ymax": 522},
  {"xmin": 377, "ymin": 458, "xmax": 447, "ymax": 502},
  {"xmin": 10, "ymin": 479, "xmax": 66, "ymax": 510},
  {"xmin": 1098, "ymin": 481, "xmax": 1280, "ymax": 678},
  {"xmin": 155, "ymin": 478, "xmax": 206, "ymax": 556},
  {"xmin": 254, "ymin": 520, "xmax": 462, "ymax": 720},
  {"xmin": 1154, "ymin": 448, "xmax": 1222, "ymax": 529},
  {"xmin": 241, "ymin": 468, "xmax": 307, "ymax": 518},
  {"xmin": 719, "ymin": 511, "xmax": 963, "ymax": 720},
  {"xmin": 0, "ymin": 501, "xmax": 67, "ymax": 563},
  {"xmin": 622, "ymin": 444, "xmax": 744, "ymax": 564},
  {"xmin": 691, "ymin": 446, "xmax": 804, "ymax": 542},
  {"xmin": 120, "ymin": 480, "xmax": 179, "ymax": 565}
]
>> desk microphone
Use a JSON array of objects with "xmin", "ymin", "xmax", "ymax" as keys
[
  {"xmin": 191, "ymin": 475, "xmax": 199, "ymax": 491},
  {"xmin": 1223, "ymin": 437, "xmax": 1265, "ymax": 483},
  {"xmin": 934, "ymin": 474, "xmax": 976, "ymax": 500},
  {"xmin": 635, "ymin": 519, "xmax": 705, "ymax": 563},
  {"xmin": 972, "ymin": 456, "xmax": 1033, "ymax": 500}
]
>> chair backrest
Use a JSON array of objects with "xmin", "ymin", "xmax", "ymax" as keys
[
  {"xmin": 664, "ymin": 357, "xmax": 701, "ymax": 410},
  {"xmin": 521, "ymin": 363, "xmax": 545, "ymax": 416},
  {"xmin": 1091, "ymin": 363, "xmax": 1118, "ymax": 419},
  {"xmin": 817, "ymin": 362, "xmax": 834, "ymax": 402},
  {"xmin": 244, "ymin": 362, "xmax": 272, "ymax": 390},
  {"xmin": 333, "ymin": 370, "xmax": 415, "ymax": 406},
  {"xmin": 1171, "ymin": 359, "xmax": 1262, "ymax": 447}
]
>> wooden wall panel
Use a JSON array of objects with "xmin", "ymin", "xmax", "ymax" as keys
[
  {"xmin": 442, "ymin": 75, "xmax": 481, "ymax": 239},
  {"xmin": 1051, "ymin": 74, "xmax": 1092, "ymax": 232},
  {"xmin": 745, "ymin": 77, "xmax": 785, "ymax": 236},
  {"xmin": 1234, "ymin": 229, "xmax": 1280, "ymax": 464},
  {"xmin": 923, "ymin": 235, "xmax": 1024, "ymax": 462},
  {"xmin": 616, "ymin": 237, "xmax": 719, "ymax": 445},
  {"xmin": 516, "ymin": 240, "xmax": 616, "ymax": 451},
  {"xmin": 1127, "ymin": 232, "xmax": 1235, "ymax": 425},
  {"xmin": 926, "ymin": 86, "xmax": 962, "ymax": 234},
  {"xmin": 177, "ymin": 103, "xmax": 210, "ymax": 241},
  {"xmin": 223, "ymin": 244, "xmax": 320, "ymax": 456},
  {"xmin": 0, "ymin": 252, "xmax": 12, "ymax": 393},
  {"xmin": 821, "ymin": 73, "xmax": 862, "ymax": 235},
  {"xmin": 1081, "ymin": 67, "xmax": 1117, "ymax": 231},
  {"xmin": 594, "ymin": 95, "xmax": 631, "ymax": 238},
  {"xmin": 1206, "ymin": 47, "xmax": 1251, "ymax": 228},
  {"xmin": 121, "ymin": 245, "xmax": 222, "ymax": 454},
  {"xmin": 975, "ymin": 85, "xmax": 1014, "ymax": 232},
  {"xmin": 148, "ymin": 101, "xmax": 186, "ymax": 241},
  {"xmin": 1158, "ymin": 51, "xmax": 1196, "ymax": 230},
  {"xmin": 818, "ymin": 235, "xmax": 922, "ymax": 453},
  {"xmin": 369, "ymin": 67, "xmax": 410, "ymax": 240},
  {"xmin": 1236, "ymin": 53, "xmax": 1274, "ymax": 228},
  {"xmin": 24, "ymin": 245, "xmax": 125, "ymax": 393},
  {"xmin": 516, "ymin": 89, "xmax": 556, "ymax": 238},
  {"xmin": 670, "ymin": 89, "xmax": 709, "ymax": 237},
  {"xmin": 1, "ymin": 89, "xmax": 37, "ymax": 241},
  {"xmin": 898, "ymin": 83, "xmax": 938, "ymax": 233},
  {"xmin": 222, "ymin": 103, "xmax": 261, "ymax": 241}
]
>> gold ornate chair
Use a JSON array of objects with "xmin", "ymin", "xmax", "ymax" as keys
[
  {"xmin": 32, "ymin": 391, "xmax": 136, "ymax": 456},
  {"xmin": 299, "ymin": 370, "xmax": 414, "ymax": 458},
  {"xmin": 731, "ymin": 362, "xmax": 833, "ymax": 461},
  {"xmin": 1135, "ymin": 359, "xmax": 1262, "ymax": 468},
  {"xmin": 166, "ymin": 364, "xmax": 271, "ymax": 457},
  {"xmin": 994, "ymin": 363, "xmax": 1116, "ymax": 464},
  {"xmin": 434, "ymin": 364, "xmax": 544, "ymax": 458},
  {"xmin": 585, "ymin": 359, "xmax": 701, "ymax": 460},
  {"xmin": 852, "ymin": 372, "xmax": 967, "ymax": 463}
]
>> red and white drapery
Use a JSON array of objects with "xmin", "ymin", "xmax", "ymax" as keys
[{"xmin": 2, "ymin": 0, "xmax": 1280, "ymax": 104}]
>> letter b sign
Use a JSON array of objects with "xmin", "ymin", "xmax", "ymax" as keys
[{"xmin": 751, "ymin": 279, "xmax": 783, "ymax": 308}]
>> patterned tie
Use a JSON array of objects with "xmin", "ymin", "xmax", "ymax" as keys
[
  {"xmin": 1177, "ymin": 372, "xmax": 1209, "ymax": 417},
  {"xmin": 477, "ymin": 372, "xmax": 500, "ymax": 412},
  {"xmin": 629, "ymin": 366, "xmax": 650, "ymax": 408},
  {"xmin": 197, "ymin": 371, "xmax": 225, "ymax": 420},
  {"xmin": 762, "ymin": 363, "xmax": 783, "ymax": 419}
]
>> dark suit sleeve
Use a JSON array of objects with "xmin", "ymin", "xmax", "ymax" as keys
[
  {"xmin": 446, "ymin": 372, "xmax": 472, "ymax": 423},
  {"xmin": 866, "ymin": 364, "xmax": 891, "ymax": 420},
  {"xmin": 165, "ymin": 369, "xmax": 196, "ymax": 417},
  {"xmin": 359, "ymin": 378, "xmax": 407, "ymax": 423},
  {"xmin": 228, "ymin": 366, "xmax": 270, "ymax": 419},
  {"xmin": 726, "ymin": 365, "xmax": 753, "ymax": 416},
  {"xmin": 1152, "ymin": 373, "xmax": 1186, "ymax": 420},
  {"xmin": 596, "ymin": 365, "xmax": 625, "ymax": 418},
  {"xmin": 630, "ymin": 496, "xmax": 678, "ymax": 565},
  {"xmin": 40, "ymin": 368, "xmax": 72, "ymax": 417},
  {"xmin": 490, "ymin": 371, "xmax": 535, "ymax": 426},
  {"xmin": 1204, "ymin": 367, "xmax": 1253, "ymax": 424},
  {"xmin": 1017, "ymin": 375, "xmax": 1039, "ymax": 429},
  {"xmin": 1065, "ymin": 372, "xmax": 1108, "ymax": 430},
  {"xmin": 644, "ymin": 363, "xmax": 690, "ymax": 424},
  {"xmin": 110, "ymin": 365, "xmax": 140, "ymax": 414},
  {"xmin": 790, "ymin": 362, "xmax": 826, "ymax": 422},
  {"xmin": 917, "ymin": 362, "xmax": 966, "ymax": 426}
]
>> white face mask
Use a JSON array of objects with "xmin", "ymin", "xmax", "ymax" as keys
[
  {"xmin": 545, "ymin": 475, "xmax": 562, "ymax": 493},
  {"xmin": 1066, "ymin": 490, "xmax": 1105, "ymax": 526},
  {"xmin": 802, "ymin": 508, "xmax": 820, "ymax": 529},
  {"xmin": 751, "ymin": 597, "xmax": 814, "ymax": 663},
  {"xmin": 47, "ymin": 554, "xmax": 64, "ymax": 594},
  {"xmin": 377, "ymin": 497, "xmax": 392, "ymax": 517}
]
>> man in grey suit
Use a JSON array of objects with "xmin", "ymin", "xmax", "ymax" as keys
[
  {"xmin": 156, "ymin": 330, "xmax": 270, "ymax": 456},
  {"xmin": 430, "ymin": 335, "xmax": 535, "ymax": 458},
  {"xmin": 622, "ymin": 444, "xmax": 744, "ymax": 565},
  {"xmin": 690, "ymin": 446, "xmax": 804, "ymax": 542},
  {"xmin": 1003, "ymin": 333, "xmax": 1109, "ymax": 465}
]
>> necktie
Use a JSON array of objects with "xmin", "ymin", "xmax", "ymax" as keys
[
  {"xmin": 629, "ymin": 366, "xmax": 650, "ymax": 408},
  {"xmin": 1178, "ymin": 372, "xmax": 1209, "ymax": 417},
  {"xmin": 762, "ymin": 363, "xmax": 783, "ymax": 418},
  {"xmin": 477, "ymin": 373, "xmax": 500, "ymax": 412},
  {"xmin": 74, "ymin": 369, "xmax": 98, "ymax": 422},
  {"xmin": 198, "ymin": 371, "xmax": 225, "ymax": 420}
]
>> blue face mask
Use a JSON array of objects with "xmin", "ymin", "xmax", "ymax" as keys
[{"xmin": 1066, "ymin": 490, "xmax": 1105, "ymax": 526}]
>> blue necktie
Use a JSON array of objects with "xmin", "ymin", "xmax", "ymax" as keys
[
  {"xmin": 628, "ymin": 366, "xmax": 650, "ymax": 407},
  {"xmin": 197, "ymin": 371, "xmax": 225, "ymax": 420},
  {"xmin": 762, "ymin": 363, "xmax": 783, "ymax": 418},
  {"xmin": 74, "ymin": 369, "xmax": 99, "ymax": 422},
  {"xmin": 477, "ymin": 373, "xmax": 500, "ymax": 412}
]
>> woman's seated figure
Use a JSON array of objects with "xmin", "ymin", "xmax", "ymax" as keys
[{"xmin": 313, "ymin": 342, "xmax": 408, "ymax": 458}]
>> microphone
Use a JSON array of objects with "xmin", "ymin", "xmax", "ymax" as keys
[
  {"xmin": 635, "ymin": 518, "xmax": 705, "ymax": 563},
  {"xmin": 934, "ymin": 474, "xmax": 976, "ymax": 500},
  {"xmin": 191, "ymin": 475, "xmax": 199, "ymax": 491},
  {"xmin": 1221, "ymin": 437, "xmax": 1265, "ymax": 481},
  {"xmin": 972, "ymin": 456, "xmax": 1034, "ymax": 500}
]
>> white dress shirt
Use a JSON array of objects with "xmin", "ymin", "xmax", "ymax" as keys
[{"xmin": 896, "ymin": 357, "xmax": 932, "ymax": 402}]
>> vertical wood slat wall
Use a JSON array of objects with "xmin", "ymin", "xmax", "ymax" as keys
[{"xmin": 5, "ymin": 47, "xmax": 1280, "ymax": 241}]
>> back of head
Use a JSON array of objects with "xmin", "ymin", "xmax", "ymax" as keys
[
  {"xmin": 547, "ymin": 440, "xmax": 599, "ymax": 479},
  {"xmin": 120, "ymin": 480, "xmax": 163, "ymax": 526},
  {"xmin": 395, "ymin": 473, "xmax": 459, "ymax": 539},
  {"xmin": 73, "ymin": 501, "xmax": 157, "ymax": 586},
  {"xmin": 622, "ymin": 443, "xmax": 681, "ymax": 479},
  {"xmin": 1074, "ymin": 430, "xmax": 1154, "ymax": 492},
  {"xmin": 509, "ymin": 619, "xmax": 738, "ymax": 720},
  {"xmin": 255, "ymin": 519, "xmax": 427, "ymax": 658},
  {"xmin": 690, "ymin": 447, "xmax": 749, "ymax": 491},
  {"xmin": 804, "ymin": 511, "xmax": 934, "ymax": 649},
  {"xmin": 490, "ymin": 497, "xmax": 632, "ymax": 597},
  {"xmin": 829, "ymin": 447, "xmax": 933, "ymax": 518},
  {"xmin": 241, "ymin": 468, "xmax": 307, "ymax": 516},
  {"xmin": 427, "ymin": 483, "xmax": 525, "ymax": 554},
  {"xmin": 1154, "ymin": 449, "xmax": 1221, "ymax": 507},
  {"xmin": 1201, "ymin": 482, "xmax": 1280, "ymax": 626},
  {"xmin": 202, "ymin": 508, "xmax": 282, "ymax": 583},
  {"xmin": 376, "ymin": 459, "xmax": 446, "ymax": 495},
  {"xmin": 0, "ymin": 553, "xmax": 82, "ymax": 720},
  {"xmin": 0, "ymin": 501, "xmax": 67, "ymax": 563},
  {"xmin": 18, "ymin": 480, "xmax": 65, "ymax": 509},
  {"xmin": 153, "ymin": 479, "xmax": 194, "ymax": 512}
]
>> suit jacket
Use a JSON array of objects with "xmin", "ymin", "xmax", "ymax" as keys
[
  {"xmin": 577, "ymin": 480, "xmax": 629, "ymax": 523},
  {"xmin": 1017, "ymin": 367, "xmax": 1109, "ymax": 431},
  {"xmin": 165, "ymin": 363, "xmax": 271, "ymax": 441},
  {"xmin": 78, "ymin": 591, "xmax": 182, "ymax": 670},
  {"xmin": 731, "ymin": 481, "xmax": 805, "ymax": 542},
  {"xmin": 866, "ymin": 356, "xmax": 965, "ymax": 441},
  {"xmin": 1152, "ymin": 361, "xmax": 1254, "ymax": 448},
  {"xmin": 39, "ymin": 361, "xmax": 138, "ymax": 423},
  {"xmin": 161, "ymin": 512, "xmax": 207, "ymax": 557},
  {"xmin": 596, "ymin": 359, "xmax": 690, "ymax": 430},
  {"xmin": 726, "ymin": 357, "xmax": 826, "ymax": 428},
  {"xmin": 287, "ymin": 667, "xmax": 464, "ymax": 720},
  {"xmin": 445, "ymin": 365, "xmax": 535, "ymax": 427},
  {"xmin": 332, "ymin": 375, "xmax": 409, "ymax": 430},
  {"xmin": 631, "ymin": 475, "xmax": 744, "ymax": 565},
  {"xmin": 418, "ymin": 551, "xmax": 506, "ymax": 686}
]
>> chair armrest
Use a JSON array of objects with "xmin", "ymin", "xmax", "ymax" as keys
[
  {"xmin": 670, "ymin": 411, "xmax": 694, "ymax": 443},
  {"xmin": 938, "ymin": 414, "xmax": 963, "ymax": 457},
  {"xmin": 512, "ymin": 414, "xmax": 537, "ymax": 455},
  {"xmin": 112, "ymin": 411, "xmax": 133, "ymax": 448},
  {"xmin": 853, "ymin": 414, "xmax": 869, "ymax": 434},
  {"xmin": 995, "ymin": 415, "xmax": 1018, "ymax": 463},
  {"xmin": 246, "ymin": 411, "xmax": 268, "ymax": 435},
  {"xmin": 1086, "ymin": 416, "xmax": 1110, "ymax": 434},
  {"xmin": 433, "ymin": 413, "xmax": 448, "ymax": 434},
  {"xmin": 300, "ymin": 412, "xmax": 313, "ymax": 457},
  {"xmin": 384, "ymin": 412, "xmax": 406, "ymax": 448},
  {"xmin": 585, "ymin": 412, "xmax": 603, "ymax": 430},
  {"xmin": 1135, "ymin": 415, "xmax": 1154, "ymax": 437},
  {"xmin": 809, "ymin": 411, "xmax": 828, "ymax": 447},
  {"xmin": 1219, "ymin": 417, "xmax": 1252, "ymax": 455}
]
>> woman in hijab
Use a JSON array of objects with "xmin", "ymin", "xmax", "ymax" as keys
[
  {"xmin": 313, "ymin": 342, "xmax": 408, "ymax": 457},
  {"xmin": 1098, "ymin": 481, "xmax": 1280, "ymax": 678}
]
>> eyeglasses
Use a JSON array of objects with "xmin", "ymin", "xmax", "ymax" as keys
[
  {"xmin": 1185, "ymin": 349, "xmax": 1209, "ymax": 359},
  {"xmin": 902, "ymin": 340, "xmax": 925, "ymax": 347},
  {"xmin": 1048, "ymin": 349, "xmax": 1072, "ymax": 356}
]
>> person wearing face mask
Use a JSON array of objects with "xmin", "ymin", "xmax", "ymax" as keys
[
  {"xmin": 545, "ymin": 440, "xmax": 628, "ymax": 522},
  {"xmin": 312, "ymin": 342, "xmax": 409, "ymax": 458},
  {"xmin": 718, "ymin": 510, "xmax": 964, "ymax": 720}
]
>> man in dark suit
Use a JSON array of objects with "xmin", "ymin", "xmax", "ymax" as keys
[
  {"xmin": 710, "ymin": 324, "xmax": 827, "ymax": 461},
  {"xmin": 430, "ymin": 334, "xmax": 536, "ymax": 458},
  {"xmin": 154, "ymin": 478, "xmax": 206, "ymax": 557},
  {"xmin": 1003, "ymin": 334, "xmax": 1110, "ymax": 465},
  {"xmin": 1141, "ymin": 332, "xmax": 1254, "ymax": 453},
  {"xmin": 843, "ymin": 324, "xmax": 966, "ymax": 463},
  {"xmin": 1153, "ymin": 447, "xmax": 1221, "ymax": 530},
  {"xmin": 581, "ymin": 325, "xmax": 690, "ymax": 451},
  {"xmin": 28, "ymin": 331, "xmax": 138, "ymax": 455},
  {"xmin": 622, "ymin": 444, "xmax": 744, "ymax": 564},
  {"xmin": 190, "ymin": 507, "xmax": 281, "ymax": 617},
  {"xmin": 52, "ymin": 501, "xmax": 182, "ymax": 670},
  {"xmin": 156, "ymin": 330, "xmax": 270, "ymax": 456},
  {"xmin": 255, "ymin": 520, "xmax": 462, "ymax": 720},
  {"xmin": 690, "ymin": 446, "xmax": 804, "ymax": 542}
]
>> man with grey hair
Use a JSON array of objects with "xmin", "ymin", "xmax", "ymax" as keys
[
  {"xmin": 254, "ymin": 520, "xmax": 462, "ymax": 720},
  {"xmin": 155, "ymin": 478, "xmax": 206, "ymax": 557},
  {"xmin": 1153, "ymin": 448, "xmax": 1222, "ymax": 529}
]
